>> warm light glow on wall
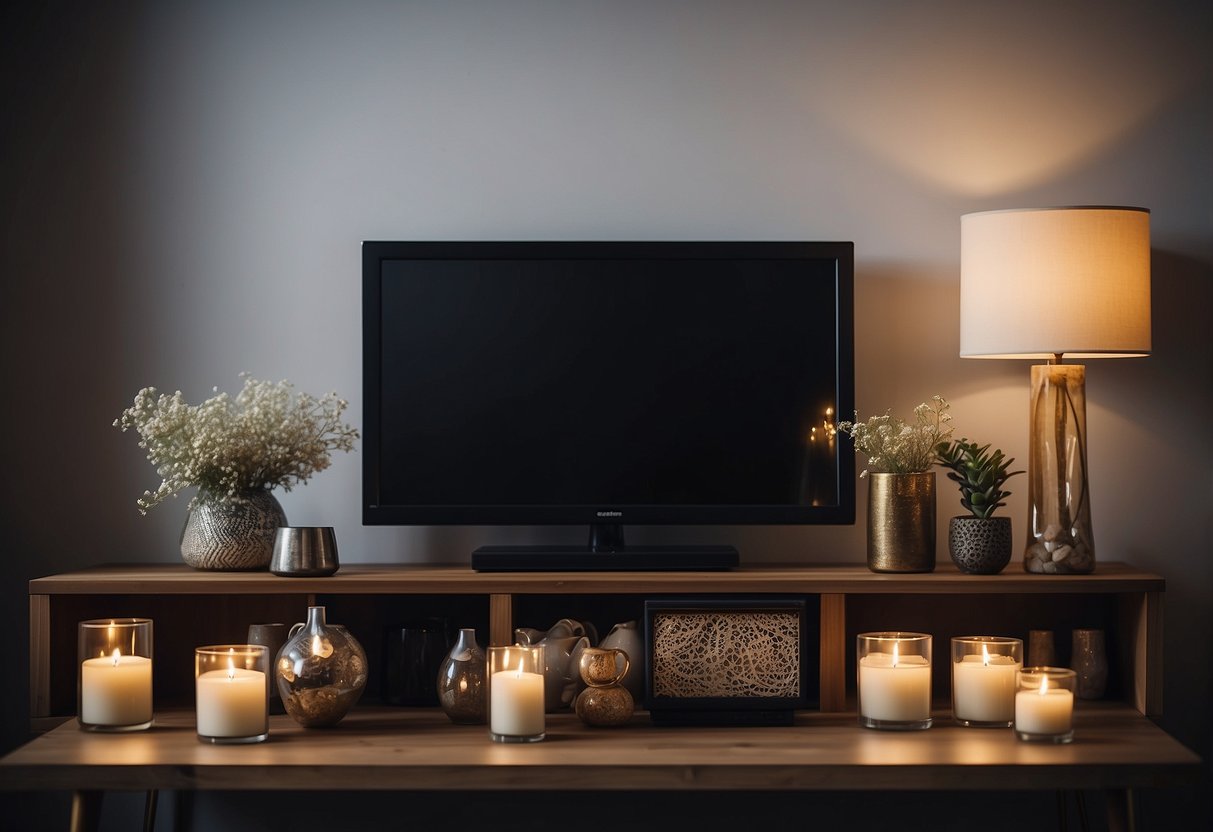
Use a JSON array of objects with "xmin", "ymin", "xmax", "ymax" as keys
[{"xmin": 799, "ymin": 6, "xmax": 1198, "ymax": 195}]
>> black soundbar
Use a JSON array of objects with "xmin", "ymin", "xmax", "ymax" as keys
[{"xmin": 471, "ymin": 545, "xmax": 739, "ymax": 572}]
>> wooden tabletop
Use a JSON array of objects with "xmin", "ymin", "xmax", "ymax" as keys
[
  {"xmin": 0, "ymin": 705, "xmax": 1198, "ymax": 792},
  {"xmin": 28, "ymin": 561, "xmax": 1165, "ymax": 596}
]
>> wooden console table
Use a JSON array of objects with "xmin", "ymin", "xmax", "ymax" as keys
[{"xmin": 5, "ymin": 562, "xmax": 1200, "ymax": 831}]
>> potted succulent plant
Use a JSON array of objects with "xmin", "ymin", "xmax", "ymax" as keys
[{"xmin": 934, "ymin": 438, "xmax": 1023, "ymax": 574}]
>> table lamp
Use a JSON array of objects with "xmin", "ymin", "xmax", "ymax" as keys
[{"xmin": 960, "ymin": 207, "xmax": 1151, "ymax": 574}]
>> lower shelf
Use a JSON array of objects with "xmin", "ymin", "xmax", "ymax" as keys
[{"xmin": 0, "ymin": 705, "xmax": 1199, "ymax": 792}]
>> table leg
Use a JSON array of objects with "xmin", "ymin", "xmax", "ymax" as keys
[
  {"xmin": 1105, "ymin": 788, "xmax": 1137, "ymax": 832},
  {"xmin": 1056, "ymin": 790, "xmax": 1069, "ymax": 831},
  {"xmin": 143, "ymin": 789, "xmax": 159, "ymax": 832},
  {"xmin": 69, "ymin": 790, "xmax": 103, "ymax": 832},
  {"xmin": 174, "ymin": 790, "xmax": 195, "ymax": 832}
]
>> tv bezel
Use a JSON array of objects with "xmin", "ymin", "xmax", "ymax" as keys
[{"xmin": 363, "ymin": 240, "xmax": 855, "ymax": 528}]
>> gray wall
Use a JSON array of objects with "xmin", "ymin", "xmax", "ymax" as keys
[{"xmin": 3, "ymin": 1, "xmax": 1210, "ymax": 828}]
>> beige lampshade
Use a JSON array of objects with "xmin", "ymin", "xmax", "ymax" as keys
[{"xmin": 960, "ymin": 206, "xmax": 1151, "ymax": 359}]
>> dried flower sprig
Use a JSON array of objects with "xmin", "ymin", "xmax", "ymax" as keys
[
  {"xmin": 114, "ymin": 374, "xmax": 359, "ymax": 513},
  {"xmin": 836, "ymin": 396, "xmax": 953, "ymax": 476}
]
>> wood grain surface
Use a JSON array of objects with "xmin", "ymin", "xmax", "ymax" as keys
[
  {"xmin": 29, "ymin": 561, "xmax": 1165, "ymax": 596},
  {"xmin": 0, "ymin": 706, "xmax": 1198, "ymax": 793}
]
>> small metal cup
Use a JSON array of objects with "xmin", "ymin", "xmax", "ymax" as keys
[{"xmin": 270, "ymin": 527, "xmax": 339, "ymax": 576}]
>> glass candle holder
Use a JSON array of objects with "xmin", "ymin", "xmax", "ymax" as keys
[
  {"xmin": 77, "ymin": 618, "xmax": 153, "ymax": 732},
  {"xmin": 1014, "ymin": 667, "xmax": 1076, "ymax": 743},
  {"xmin": 488, "ymin": 645, "xmax": 545, "ymax": 743},
  {"xmin": 857, "ymin": 632, "xmax": 932, "ymax": 730},
  {"xmin": 195, "ymin": 645, "xmax": 270, "ymax": 744},
  {"xmin": 951, "ymin": 636, "xmax": 1023, "ymax": 727}
]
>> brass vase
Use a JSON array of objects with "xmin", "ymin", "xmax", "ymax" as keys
[{"xmin": 867, "ymin": 472, "xmax": 936, "ymax": 572}]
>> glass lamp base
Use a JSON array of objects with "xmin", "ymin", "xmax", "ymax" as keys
[
  {"xmin": 1024, "ymin": 364, "xmax": 1094, "ymax": 574},
  {"xmin": 858, "ymin": 715, "xmax": 932, "ymax": 731},
  {"xmin": 490, "ymin": 731, "xmax": 546, "ymax": 743},
  {"xmin": 198, "ymin": 732, "xmax": 269, "ymax": 744},
  {"xmin": 79, "ymin": 719, "xmax": 153, "ymax": 732},
  {"xmin": 1015, "ymin": 728, "xmax": 1074, "ymax": 744}
]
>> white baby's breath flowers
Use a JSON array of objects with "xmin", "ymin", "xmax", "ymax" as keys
[
  {"xmin": 836, "ymin": 396, "xmax": 953, "ymax": 476},
  {"xmin": 114, "ymin": 374, "xmax": 359, "ymax": 513}
]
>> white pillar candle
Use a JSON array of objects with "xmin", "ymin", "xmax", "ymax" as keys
[
  {"xmin": 1015, "ymin": 678, "xmax": 1074, "ymax": 735},
  {"xmin": 859, "ymin": 650, "xmax": 931, "ymax": 722},
  {"xmin": 80, "ymin": 650, "xmax": 153, "ymax": 727},
  {"xmin": 953, "ymin": 649, "xmax": 1021, "ymax": 724},
  {"xmin": 196, "ymin": 667, "xmax": 268, "ymax": 738},
  {"xmin": 490, "ymin": 667, "xmax": 545, "ymax": 737}
]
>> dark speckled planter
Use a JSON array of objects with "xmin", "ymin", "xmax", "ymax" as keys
[{"xmin": 948, "ymin": 516, "xmax": 1013, "ymax": 575}]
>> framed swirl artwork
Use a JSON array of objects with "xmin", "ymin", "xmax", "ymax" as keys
[{"xmin": 644, "ymin": 599, "xmax": 807, "ymax": 726}]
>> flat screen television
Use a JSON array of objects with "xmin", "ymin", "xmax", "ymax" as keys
[{"xmin": 363, "ymin": 241, "xmax": 854, "ymax": 570}]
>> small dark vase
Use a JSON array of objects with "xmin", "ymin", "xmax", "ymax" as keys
[
  {"xmin": 436, "ymin": 628, "xmax": 487, "ymax": 724},
  {"xmin": 948, "ymin": 516, "xmax": 1013, "ymax": 575}
]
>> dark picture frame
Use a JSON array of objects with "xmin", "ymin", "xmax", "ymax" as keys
[{"xmin": 644, "ymin": 599, "xmax": 807, "ymax": 726}]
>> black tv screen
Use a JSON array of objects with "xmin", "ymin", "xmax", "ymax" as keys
[{"xmin": 363, "ymin": 242, "xmax": 854, "ymax": 562}]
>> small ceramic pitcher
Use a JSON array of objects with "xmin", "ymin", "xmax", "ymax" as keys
[
  {"xmin": 600, "ymin": 620, "xmax": 645, "ymax": 701},
  {"xmin": 550, "ymin": 635, "xmax": 591, "ymax": 711}
]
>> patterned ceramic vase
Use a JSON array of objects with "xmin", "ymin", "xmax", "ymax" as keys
[{"xmin": 180, "ymin": 488, "xmax": 286, "ymax": 570}]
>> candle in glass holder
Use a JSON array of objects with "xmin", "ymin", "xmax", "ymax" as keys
[
  {"xmin": 195, "ymin": 645, "xmax": 269, "ymax": 744},
  {"xmin": 857, "ymin": 632, "xmax": 932, "ymax": 730},
  {"xmin": 488, "ymin": 645, "xmax": 545, "ymax": 743},
  {"xmin": 78, "ymin": 618, "xmax": 153, "ymax": 732},
  {"xmin": 951, "ymin": 636, "xmax": 1022, "ymax": 727},
  {"xmin": 1014, "ymin": 667, "xmax": 1075, "ymax": 743}
]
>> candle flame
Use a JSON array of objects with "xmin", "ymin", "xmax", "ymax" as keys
[
  {"xmin": 1038, "ymin": 677, "xmax": 1049, "ymax": 696},
  {"xmin": 892, "ymin": 642, "xmax": 900, "ymax": 667},
  {"xmin": 110, "ymin": 648, "xmax": 121, "ymax": 666},
  {"xmin": 312, "ymin": 635, "xmax": 322, "ymax": 655},
  {"xmin": 982, "ymin": 644, "xmax": 991, "ymax": 666}
]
